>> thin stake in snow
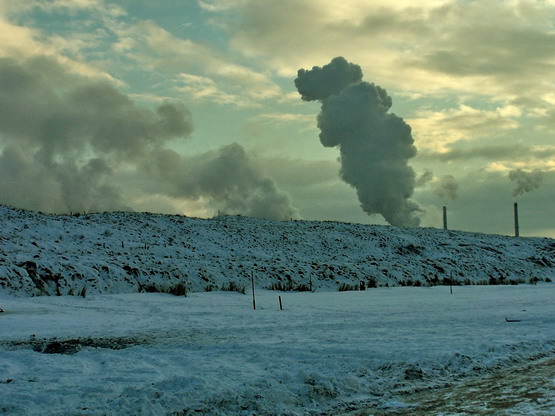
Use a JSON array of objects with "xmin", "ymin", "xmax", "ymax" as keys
[
  {"xmin": 279, "ymin": 296, "xmax": 283, "ymax": 311},
  {"xmin": 251, "ymin": 271, "xmax": 256, "ymax": 310}
]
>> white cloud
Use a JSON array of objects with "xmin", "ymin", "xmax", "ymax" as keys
[
  {"xmin": 409, "ymin": 105, "xmax": 520, "ymax": 152},
  {"xmin": 112, "ymin": 19, "xmax": 282, "ymax": 105},
  {"xmin": 0, "ymin": 3, "xmax": 123, "ymax": 84},
  {"xmin": 175, "ymin": 72, "xmax": 255, "ymax": 107},
  {"xmin": 220, "ymin": 0, "xmax": 555, "ymax": 115}
]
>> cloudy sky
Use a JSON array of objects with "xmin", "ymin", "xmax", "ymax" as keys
[{"xmin": 0, "ymin": 0, "xmax": 554, "ymax": 237}]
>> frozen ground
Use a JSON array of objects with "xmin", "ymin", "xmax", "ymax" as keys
[
  {"xmin": 0, "ymin": 284, "xmax": 553, "ymax": 415},
  {"xmin": 1, "ymin": 205, "xmax": 554, "ymax": 296},
  {"xmin": 342, "ymin": 357, "xmax": 555, "ymax": 415}
]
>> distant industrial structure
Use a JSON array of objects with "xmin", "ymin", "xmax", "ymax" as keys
[{"xmin": 514, "ymin": 202, "xmax": 520, "ymax": 237}]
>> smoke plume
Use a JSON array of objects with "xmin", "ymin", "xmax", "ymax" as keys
[
  {"xmin": 415, "ymin": 169, "xmax": 434, "ymax": 187},
  {"xmin": 509, "ymin": 169, "xmax": 543, "ymax": 197},
  {"xmin": 0, "ymin": 56, "xmax": 298, "ymax": 220},
  {"xmin": 435, "ymin": 175, "xmax": 459, "ymax": 200},
  {"xmin": 144, "ymin": 144, "xmax": 300, "ymax": 220},
  {"xmin": 295, "ymin": 57, "xmax": 420, "ymax": 226}
]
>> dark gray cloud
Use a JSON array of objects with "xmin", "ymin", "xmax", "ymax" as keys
[
  {"xmin": 415, "ymin": 169, "xmax": 433, "ymax": 187},
  {"xmin": 295, "ymin": 57, "xmax": 420, "ymax": 227},
  {"xmin": 0, "ymin": 56, "xmax": 298, "ymax": 219},
  {"xmin": 0, "ymin": 56, "xmax": 192, "ymax": 213},
  {"xmin": 0, "ymin": 57, "xmax": 192, "ymax": 162},
  {"xmin": 435, "ymin": 175, "xmax": 459, "ymax": 200},
  {"xmin": 509, "ymin": 169, "xmax": 543, "ymax": 198},
  {"xmin": 295, "ymin": 57, "xmax": 363, "ymax": 101}
]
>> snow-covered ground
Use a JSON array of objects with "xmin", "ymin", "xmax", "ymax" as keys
[
  {"xmin": 0, "ymin": 205, "xmax": 554, "ymax": 296},
  {"xmin": 1, "ymin": 285, "xmax": 554, "ymax": 415}
]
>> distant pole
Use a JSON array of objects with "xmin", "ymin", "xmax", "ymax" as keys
[
  {"xmin": 514, "ymin": 202, "xmax": 520, "ymax": 237},
  {"xmin": 251, "ymin": 271, "xmax": 256, "ymax": 310},
  {"xmin": 278, "ymin": 296, "xmax": 283, "ymax": 311},
  {"xmin": 443, "ymin": 206, "xmax": 448, "ymax": 230}
]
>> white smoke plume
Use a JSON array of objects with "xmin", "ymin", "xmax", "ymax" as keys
[
  {"xmin": 509, "ymin": 169, "xmax": 543, "ymax": 197},
  {"xmin": 295, "ymin": 57, "xmax": 420, "ymax": 226},
  {"xmin": 0, "ymin": 56, "xmax": 299, "ymax": 220}
]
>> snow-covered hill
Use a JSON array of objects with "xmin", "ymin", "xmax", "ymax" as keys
[{"xmin": 1, "ymin": 205, "xmax": 553, "ymax": 296}]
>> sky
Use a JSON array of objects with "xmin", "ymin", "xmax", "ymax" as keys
[{"xmin": 0, "ymin": 0, "xmax": 554, "ymax": 237}]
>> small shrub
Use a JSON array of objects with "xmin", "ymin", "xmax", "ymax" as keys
[
  {"xmin": 294, "ymin": 283, "xmax": 312, "ymax": 292},
  {"xmin": 488, "ymin": 277, "xmax": 500, "ymax": 285},
  {"xmin": 78, "ymin": 286, "xmax": 87, "ymax": 298},
  {"xmin": 267, "ymin": 281, "xmax": 289, "ymax": 291},
  {"xmin": 141, "ymin": 282, "xmax": 188, "ymax": 296},
  {"xmin": 168, "ymin": 282, "xmax": 187, "ymax": 296},
  {"xmin": 221, "ymin": 281, "xmax": 246, "ymax": 294},
  {"xmin": 338, "ymin": 283, "xmax": 358, "ymax": 291}
]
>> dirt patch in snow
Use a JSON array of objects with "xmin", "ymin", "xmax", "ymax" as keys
[
  {"xmin": 2, "ymin": 335, "xmax": 150, "ymax": 355},
  {"xmin": 341, "ymin": 356, "xmax": 555, "ymax": 415}
]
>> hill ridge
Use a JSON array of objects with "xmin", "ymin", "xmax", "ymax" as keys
[{"xmin": 0, "ymin": 205, "xmax": 553, "ymax": 296}]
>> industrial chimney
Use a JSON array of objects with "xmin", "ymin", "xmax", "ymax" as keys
[
  {"xmin": 514, "ymin": 202, "xmax": 519, "ymax": 237},
  {"xmin": 443, "ymin": 206, "xmax": 447, "ymax": 230}
]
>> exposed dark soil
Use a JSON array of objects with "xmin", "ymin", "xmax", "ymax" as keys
[
  {"xmin": 1, "ymin": 335, "xmax": 150, "ymax": 355},
  {"xmin": 339, "ymin": 357, "xmax": 555, "ymax": 416}
]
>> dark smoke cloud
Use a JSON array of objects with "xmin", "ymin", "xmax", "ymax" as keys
[
  {"xmin": 509, "ymin": 169, "xmax": 543, "ymax": 197},
  {"xmin": 435, "ymin": 175, "xmax": 459, "ymax": 200},
  {"xmin": 144, "ymin": 144, "xmax": 300, "ymax": 220},
  {"xmin": 415, "ymin": 169, "xmax": 434, "ymax": 187},
  {"xmin": 295, "ymin": 57, "xmax": 420, "ymax": 226},
  {"xmin": 0, "ymin": 56, "xmax": 299, "ymax": 220},
  {"xmin": 0, "ymin": 56, "xmax": 190, "ymax": 213}
]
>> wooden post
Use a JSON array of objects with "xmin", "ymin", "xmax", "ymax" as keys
[
  {"xmin": 278, "ymin": 296, "xmax": 283, "ymax": 311},
  {"xmin": 251, "ymin": 271, "xmax": 256, "ymax": 310}
]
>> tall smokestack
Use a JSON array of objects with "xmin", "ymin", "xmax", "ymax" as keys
[
  {"xmin": 443, "ymin": 206, "xmax": 447, "ymax": 230},
  {"xmin": 514, "ymin": 202, "xmax": 519, "ymax": 237}
]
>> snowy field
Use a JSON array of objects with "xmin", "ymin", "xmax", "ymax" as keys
[{"xmin": 0, "ymin": 284, "xmax": 554, "ymax": 415}]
